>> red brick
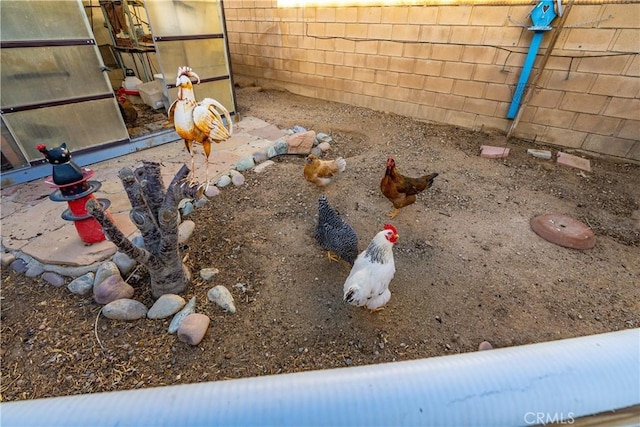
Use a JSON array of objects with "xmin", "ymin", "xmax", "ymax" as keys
[
  {"xmin": 480, "ymin": 145, "xmax": 510, "ymax": 158},
  {"xmin": 557, "ymin": 152, "xmax": 591, "ymax": 172}
]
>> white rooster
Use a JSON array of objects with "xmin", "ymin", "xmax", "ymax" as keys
[
  {"xmin": 167, "ymin": 66, "xmax": 233, "ymax": 185},
  {"xmin": 343, "ymin": 224, "xmax": 398, "ymax": 312}
]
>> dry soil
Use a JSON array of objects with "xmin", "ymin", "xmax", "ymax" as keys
[{"xmin": 1, "ymin": 86, "xmax": 639, "ymax": 401}]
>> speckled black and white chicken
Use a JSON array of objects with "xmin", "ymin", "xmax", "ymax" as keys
[{"xmin": 314, "ymin": 194, "xmax": 358, "ymax": 265}]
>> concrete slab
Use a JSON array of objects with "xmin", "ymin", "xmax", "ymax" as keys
[
  {"xmin": 101, "ymin": 193, "xmax": 132, "ymax": 215},
  {"xmin": 231, "ymin": 138, "xmax": 276, "ymax": 159},
  {"xmin": 213, "ymin": 133, "xmax": 255, "ymax": 151},
  {"xmin": 22, "ymin": 223, "xmax": 117, "ymax": 266},
  {"xmin": 1, "ymin": 200, "xmax": 23, "ymax": 219},
  {"xmin": 1, "ymin": 116, "xmax": 279, "ymax": 270},
  {"xmin": 236, "ymin": 117, "xmax": 274, "ymax": 133},
  {"xmin": 1, "ymin": 199, "xmax": 67, "ymax": 247},
  {"xmin": 248, "ymin": 124, "xmax": 286, "ymax": 141},
  {"xmin": 112, "ymin": 211, "xmax": 138, "ymax": 240},
  {"xmin": 1, "ymin": 179, "xmax": 51, "ymax": 203}
]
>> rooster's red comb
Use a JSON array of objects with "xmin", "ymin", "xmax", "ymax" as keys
[
  {"xmin": 36, "ymin": 144, "xmax": 47, "ymax": 152},
  {"xmin": 383, "ymin": 224, "xmax": 397, "ymax": 234}
]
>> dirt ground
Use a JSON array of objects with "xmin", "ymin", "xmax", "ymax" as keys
[{"xmin": 1, "ymin": 86, "xmax": 639, "ymax": 401}]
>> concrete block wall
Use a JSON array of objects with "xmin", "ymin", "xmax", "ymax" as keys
[{"xmin": 224, "ymin": 1, "xmax": 640, "ymax": 161}]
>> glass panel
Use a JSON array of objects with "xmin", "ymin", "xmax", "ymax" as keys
[
  {"xmin": 1, "ymin": 118, "xmax": 28, "ymax": 171},
  {"xmin": 156, "ymin": 39, "xmax": 229, "ymax": 83},
  {"xmin": 0, "ymin": 0, "xmax": 91, "ymax": 41},
  {"xmin": 2, "ymin": 99, "xmax": 129, "ymax": 162},
  {"xmin": 145, "ymin": 0, "xmax": 222, "ymax": 36},
  {"xmin": 167, "ymin": 79, "xmax": 234, "ymax": 114},
  {"xmin": 1, "ymin": 45, "xmax": 113, "ymax": 108}
]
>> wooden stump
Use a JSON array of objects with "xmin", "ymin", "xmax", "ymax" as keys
[{"xmin": 87, "ymin": 161, "xmax": 203, "ymax": 298}]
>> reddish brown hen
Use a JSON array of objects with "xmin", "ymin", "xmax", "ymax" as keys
[
  {"xmin": 380, "ymin": 157, "xmax": 438, "ymax": 218},
  {"xmin": 116, "ymin": 88, "xmax": 137, "ymax": 127}
]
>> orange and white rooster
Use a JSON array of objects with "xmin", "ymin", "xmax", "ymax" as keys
[
  {"xmin": 168, "ymin": 66, "xmax": 233, "ymax": 185},
  {"xmin": 343, "ymin": 224, "xmax": 398, "ymax": 312}
]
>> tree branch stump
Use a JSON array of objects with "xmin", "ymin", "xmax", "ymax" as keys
[{"xmin": 87, "ymin": 163, "xmax": 203, "ymax": 299}]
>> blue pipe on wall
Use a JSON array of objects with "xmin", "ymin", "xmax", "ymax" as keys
[
  {"xmin": 1, "ymin": 328, "xmax": 638, "ymax": 426},
  {"xmin": 507, "ymin": 31, "xmax": 545, "ymax": 119}
]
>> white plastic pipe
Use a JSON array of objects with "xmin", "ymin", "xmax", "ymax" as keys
[{"xmin": 2, "ymin": 329, "xmax": 638, "ymax": 426}]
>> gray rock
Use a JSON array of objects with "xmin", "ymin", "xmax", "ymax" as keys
[
  {"xmin": 177, "ymin": 313, "xmax": 210, "ymax": 346},
  {"xmin": 204, "ymin": 186, "xmax": 220, "ymax": 198},
  {"xmin": 94, "ymin": 274, "xmax": 134, "ymax": 305},
  {"xmin": 478, "ymin": 341, "xmax": 493, "ymax": 351},
  {"xmin": 168, "ymin": 296, "xmax": 196, "ymax": 334},
  {"xmin": 273, "ymin": 140, "xmax": 288, "ymax": 155},
  {"xmin": 1, "ymin": 252, "xmax": 16, "ymax": 267},
  {"xmin": 291, "ymin": 125, "xmax": 307, "ymax": 133},
  {"xmin": 25, "ymin": 262, "xmax": 45, "ymax": 278},
  {"xmin": 217, "ymin": 175, "xmax": 231, "ymax": 187},
  {"xmin": 310, "ymin": 146, "xmax": 323, "ymax": 157},
  {"xmin": 207, "ymin": 285, "xmax": 236, "ymax": 314},
  {"xmin": 10, "ymin": 258, "xmax": 28, "ymax": 274},
  {"xmin": 316, "ymin": 132, "xmax": 332, "ymax": 144},
  {"xmin": 68, "ymin": 272, "xmax": 95, "ymax": 296},
  {"xmin": 180, "ymin": 201, "xmax": 195, "ymax": 217},
  {"xmin": 178, "ymin": 220, "xmax": 195, "ymax": 244},
  {"xmin": 200, "ymin": 267, "xmax": 220, "ymax": 281},
  {"xmin": 113, "ymin": 252, "xmax": 136, "ymax": 277},
  {"xmin": 235, "ymin": 156, "xmax": 255, "ymax": 172},
  {"xmin": 42, "ymin": 272, "xmax": 65, "ymax": 287},
  {"xmin": 102, "ymin": 299, "xmax": 148, "ymax": 321},
  {"xmin": 94, "ymin": 261, "xmax": 120, "ymax": 289},
  {"xmin": 132, "ymin": 235, "xmax": 145, "ymax": 249},
  {"xmin": 267, "ymin": 146, "xmax": 278, "ymax": 158},
  {"xmin": 318, "ymin": 142, "xmax": 332, "ymax": 152},
  {"xmin": 253, "ymin": 160, "xmax": 275, "ymax": 173},
  {"xmin": 231, "ymin": 173, "xmax": 245, "ymax": 186},
  {"xmin": 148, "ymin": 294, "xmax": 186, "ymax": 319},
  {"xmin": 252, "ymin": 150, "xmax": 269, "ymax": 164}
]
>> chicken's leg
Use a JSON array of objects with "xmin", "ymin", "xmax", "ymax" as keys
[
  {"xmin": 189, "ymin": 152, "xmax": 196, "ymax": 185},
  {"xmin": 179, "ymin": 141, "xmax": 199, "ymax": 191},
  {"xmin": 327, "ymin": 251, "xmax": 340, "ymax": 262},
  {"xmin": 386, "ymin": 208, "xmax": 399, "ymax": 219},
  {"xmin": 202, "ymin": 141, "xmax": 212, "ymax": 190}
]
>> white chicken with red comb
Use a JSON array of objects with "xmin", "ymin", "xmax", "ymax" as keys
[{"xmin": 343, "ymin": 224, "xmax": 398, "ymax": 312}]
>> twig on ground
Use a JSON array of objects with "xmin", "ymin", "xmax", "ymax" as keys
[{"xmin": 94, "ymin": 307, "xmax": 105, "ymax": 351}]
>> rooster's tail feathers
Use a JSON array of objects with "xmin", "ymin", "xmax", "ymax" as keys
[{"xmin": 344, "ymin": 287, "xmax": 356, "ymax": 304}]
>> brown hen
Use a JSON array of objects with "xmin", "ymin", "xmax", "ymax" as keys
[
  {"xmin": 380, "ymin": 157, "xmax": 438, "ymax": 218},
  {"xmin": 303, "ymin": 154, "xmax": 346, "ymax": 187},
  {"xmin": 117, "ymin": 88, "xmax": 137, "ymax": 127}
]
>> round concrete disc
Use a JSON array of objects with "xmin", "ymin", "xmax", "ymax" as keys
[{"xmin": 530, "ymin": 214, "xmax": 595, "ymax": 250}]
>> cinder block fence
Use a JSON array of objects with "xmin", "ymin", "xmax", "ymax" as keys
[{"xmin": 223, "ymin": 1, "xmax": 639, "ymax": 162}]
